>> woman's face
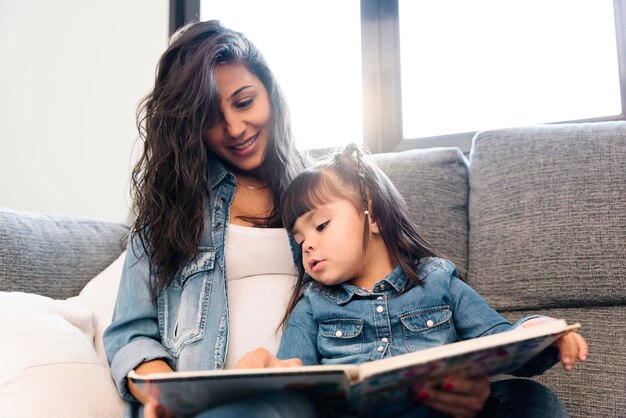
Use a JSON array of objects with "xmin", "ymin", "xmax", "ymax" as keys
[{"xmin": 203, "ymin": 63, "xmax": 272, "ymax": 174}]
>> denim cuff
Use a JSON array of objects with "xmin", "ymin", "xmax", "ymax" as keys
[
  {"xmin": 110, "ymin": 338, "xmax": 176, "ymax": 402},
  {"xmin": 511, "ymin": 314, "xmax": 543, "ymax": 329},
  {"xmin": 508, "ymin": 315, "xmax": 561, "ymax": 377}
]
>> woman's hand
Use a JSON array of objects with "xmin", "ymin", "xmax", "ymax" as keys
[
  {"xmin": 521, "ymin": 317, "xmax": 589, "ymax": 371},
  {"xmin": 144, "ymin": 399, "xmax": 175, "ymax": 418},
  {"xmin": 235, "ymin": 347, "xmax": 303, "ymax": 369},
  {"xmin": 130, "ymin": 360, "xmax": 176, "ymax": 418},
  {"xmin": 414, "ymin": 375, "xmax": 491, "ymax": 418}
]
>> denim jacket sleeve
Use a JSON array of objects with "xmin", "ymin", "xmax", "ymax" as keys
[
  {"xmin": 103, "ymin": 238, "xmax": 176, "ymax": 402},
  {"xmin": 442, "ymin": 260, "xmax": 559, "ymax": 377},
  {"xmin": 276, "ymin": 291, "xmax": 321, "ymax": 366}
]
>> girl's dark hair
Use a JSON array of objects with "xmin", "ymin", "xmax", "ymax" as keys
[
  {"xmin": 131, "ymin": 20, "xmax": 306, "ymax": 301},
  {"xmin": 279, "ymin": 143, "xmax": 442, "ymax": 326}
]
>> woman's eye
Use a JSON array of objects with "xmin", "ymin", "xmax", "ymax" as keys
[
  {"xmin": 316, "ymin": 221, "xmax": 329, "ymax": 232},
  {"xmin": 235, "ymin": 98, "xmax": 253, "ymax": 110}
]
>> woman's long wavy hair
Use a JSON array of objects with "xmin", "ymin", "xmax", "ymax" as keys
[
  {"xmin": 279, "ymin": 143, "xmax": 443, "ymax": 327},
  {"xmin": 131, "ymin": 20, "xmax": 306, "ymax": 301}
]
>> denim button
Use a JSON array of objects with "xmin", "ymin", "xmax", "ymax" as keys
[
  {"xmin": 377, "ymin": 346, "xmax": 383, "ymax": 352},
  {"xmin": 426, "ymin": 319, "xmax": 434, "ymax": 328},
  {"xmin": 377, "ymin": 296, "xmax": 383, "ymax": 300},
  {"xmin": 376, "ymin": 306, "xmax": 384, "ymax": 313},
  {"xmin": 335, "ymin": 330, "xmax": 343, "ymax": 337},
  {"xmin": 381, "ymin": 337, "xmax": 389, "ymax": 343}
]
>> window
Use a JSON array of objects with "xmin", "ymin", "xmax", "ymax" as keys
[
  {"xmin": 200, "ymin": 1, "xmax": 363, "ymax": 151},
  {"xmin": 180, "ymin": 0, "xmax": 626, "ymax": 153},
  {"xmin": 398, "ymin": 0, "xmax": 622, "ymax": 140}
]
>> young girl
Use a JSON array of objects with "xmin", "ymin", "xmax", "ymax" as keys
[{"xmin": 275, "ymin": 143, "xmax": 588, "ymax": 418}]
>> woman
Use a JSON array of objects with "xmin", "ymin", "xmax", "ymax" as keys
[{"xmin": 103, "ymin": 20, "xmax": 491, "ymax": 418}]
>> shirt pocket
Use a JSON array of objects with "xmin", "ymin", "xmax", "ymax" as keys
[
  {"xmin": 159, "ymin": 248, "xmax": 216, "ymax": 356},
  {"xmin": 317, "ymin": 318, "xmax": 364, "ymax": 361},
  {"xmin": 400, "ymin": 305, "xmax": 454, "ymax": 352}
]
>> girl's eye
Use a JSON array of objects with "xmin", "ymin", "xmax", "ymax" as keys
[
  {"xmin": 316, "ymin": 221, "xmax": 329, "ymax": 232},
  {"xmin": 235, "ymin": 98, "xmax": 253, "ymax": 110}
]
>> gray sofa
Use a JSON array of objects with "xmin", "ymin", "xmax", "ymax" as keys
[{"xmin": 1, "ymin": 121, "xmax": 624, "ymax": 417}]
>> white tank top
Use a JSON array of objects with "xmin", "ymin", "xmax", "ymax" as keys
[{"xmin": 224, "ymin": 223, "xmax": 298, "ymax": 369}]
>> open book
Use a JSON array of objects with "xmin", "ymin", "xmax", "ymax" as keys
[{"xmin": 129, "ymin": 319, "xmax": 579, "ymax": 417}]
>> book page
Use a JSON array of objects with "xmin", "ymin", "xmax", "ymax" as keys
[
  {"xmin": 351, "ymin": 320, "xmax": 578, "ymax": 413},
  {"xmin": 359, "ymin": 319, "xmax": 576, "ymax": 378},
  {"xmin": 129, "ymin": 365, "xmax": 358, "ymax": 417}
]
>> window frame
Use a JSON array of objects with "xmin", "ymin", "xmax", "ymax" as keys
[{"xmin": 175, "ymin": 0, "xmax": 626, "ymax": 154}]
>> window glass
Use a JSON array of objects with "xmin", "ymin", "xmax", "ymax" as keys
[
  {"xmin": 399, "ymin": 0, "xmax": 621, "ymax": 139},
  {"xmin": 200, "ymin": 1, "xmax": 363, "ymax": 150}
]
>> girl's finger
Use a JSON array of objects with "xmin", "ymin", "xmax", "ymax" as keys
[
  {"xmin": 574, "ymin": 333, "xmax": 589, "ymax": 362},
  {"xmin": 558, "ymin": 333, "xmax": 576, "ymax": 371}
]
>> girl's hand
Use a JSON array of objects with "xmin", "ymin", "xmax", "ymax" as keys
[
  {"xmin": 235, "ymin": 347, "xmax": 303, "ymax": 369},
  {"xmin": 414, "ymin": 375, "xmax": 491, "ymax": 418},
  {"xmin": 521, "ymin": 317, "xmax": 589, "ymax": 371},
  {"xmin": 554, "ymin": 331, "xmax": 588, "ymax": 370}
]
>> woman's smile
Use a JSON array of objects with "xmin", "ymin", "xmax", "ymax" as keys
[
  {"xmin": 203, "ymin": 63, "xmax": 272, "ymax": 173},
  {"xmin": 229, "ymin": 132, "xmax": 260, "ymax": 157}
]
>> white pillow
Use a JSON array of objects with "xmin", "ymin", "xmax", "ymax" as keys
[
  {"xmin": 0, "ymin": 252, "xmax": 127, "ymax": 418},
  {"xmin": 72, "ymin": 251, "xmax": 126, "ymax": 365}
]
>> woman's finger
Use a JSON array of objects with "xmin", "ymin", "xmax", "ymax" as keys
[
  {"xmin": 418, "ymin": 388, "xmax": 482, "ymax": 418},
  {"xmin": 144, "ymin": 403, "xmax": 157, "ymax": 418},
  {"xmin": 416, "ymin": 377, "xmax": 490, "ymax": 418}
]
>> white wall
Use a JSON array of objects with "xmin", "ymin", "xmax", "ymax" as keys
[{"xmin": 0, "ymin": 1, "xmax": 169, "ymax": 223}]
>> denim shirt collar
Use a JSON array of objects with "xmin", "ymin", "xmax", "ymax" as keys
[
  {"xmin": 209, "ymin": 152, "xmax": 304, "ymax": 266},
  {"xmin": 208, "ymin": 152, "xmax": 234, "ymax": 191},
  {"xmin": 314, "ymin": 265, "xmax": 408, "ymax": 305}
]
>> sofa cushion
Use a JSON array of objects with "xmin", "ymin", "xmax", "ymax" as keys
[
  {"xmin": 71, "ymin": 251, "xmax": 126, "ymax": 366},
  {"xmin": 373, "ymin": 148, "xmax": 469, "ymax": 271},
  {"xmin": 0, "ymin": 207, "xmax": 128, "ymax": 299},
  {"xmin": 468, "ymin": 121, "xmax": 626, "ymax": 310},
  {"xmin": 500, "ymin": 306, "xmax": 625, "ymax": 418},
  {"xmin": 0, "ymin": 291, "xmax": 125, "ymax": 418}
]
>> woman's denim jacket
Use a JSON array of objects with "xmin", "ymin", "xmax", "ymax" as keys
[
  {"xmin": 103, "ymin": 154, "xmax": 303, "ymax": 414},
  {"xmin": 277, "ymin": 258, "xmax": 558, "ymax": 377}
]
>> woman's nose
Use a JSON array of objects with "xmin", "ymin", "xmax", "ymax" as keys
[{"xmin": 224, "ymin": 113, "xmax": 245, "ymax": 139}]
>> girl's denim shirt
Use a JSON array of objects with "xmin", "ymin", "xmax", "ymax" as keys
[
  {"xmin": 103, "ymin": 154, "xmax": 300, "ymax": 411},
  {"xmin": 277, "ymin": 258, "xmax": 558, "ymax": 377}
]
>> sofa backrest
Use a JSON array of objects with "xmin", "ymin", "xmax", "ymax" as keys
[
  {"xmin": 0, "ymin": 207, "xmax": 128, "ymax": 299},
  {"xmin": 467, "ymin": 121, "xmax": 626, "ymax": 311},
  {"xmin": 373, "ymin": 147, "xmax": 470, "ymax": 271}
]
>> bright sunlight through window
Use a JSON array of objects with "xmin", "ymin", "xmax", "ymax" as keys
[
  {"xmin": 200, "ymin": 1, "xmax": 363, "ymax": 151},
  {"xmin": 398, "ymin": 0, "xmax": 621, "ymax": 139}
]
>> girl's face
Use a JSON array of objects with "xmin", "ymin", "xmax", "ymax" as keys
[
  {"xmin": 203, "ymin": 63, "xmax": 271, "ymax": 174},
  {"xmin": 292, "ymin": 198, "xmax": 369, "ymax": 286}
]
